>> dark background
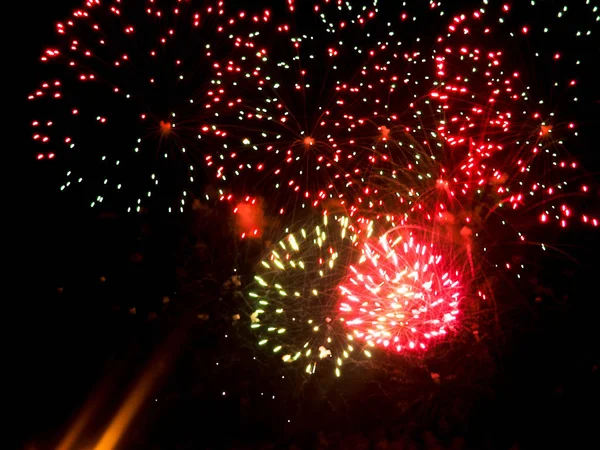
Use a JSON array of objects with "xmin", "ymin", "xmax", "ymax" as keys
[{"xmin": 15, "ymin": 1, "xmax": 600, "ymax": 449}]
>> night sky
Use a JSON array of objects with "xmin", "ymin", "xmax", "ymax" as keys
[{"xmin": 16, "ymin": 1, "xmax": 600, "ymax": 449}]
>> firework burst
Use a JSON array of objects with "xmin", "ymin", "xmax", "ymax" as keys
[
  {"xmin": 247, "ymin": 213, "xmax": 378, "ymax": 377},
  {"xmin": 338, "ymin": 227, "xmax": 464, "ymax": 353},
  {"xmin": 29, "ymin": 0, "xmax": 232, "ymax": 212},
  {"xmin": 333, "ymin": 1, "xmax": 599, "ymax": 273},
  {"xmin": 204, "ymin": 1, "xmax": 454, "ymax": 217},
  {"xmin": 29, "ymin": 0, "xmax": 599, "ymax": 383}
]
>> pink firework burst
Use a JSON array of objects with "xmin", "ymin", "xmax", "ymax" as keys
[{"xmin": 338, "ymin": 229, "xmax": 463, "ymax": 353}]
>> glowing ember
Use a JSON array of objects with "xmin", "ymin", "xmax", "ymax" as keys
[{"xmin": 159, "ymin": 120, "xmax": 172, "ymax": 136}]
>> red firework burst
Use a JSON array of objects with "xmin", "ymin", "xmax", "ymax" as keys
[
  {"xmin": 338, "ymin": 229, "xmax": 463, "ymax": 353},
  {"xmin": 28, "ymin": 0, "xmax": 233, "ymax": 212}
]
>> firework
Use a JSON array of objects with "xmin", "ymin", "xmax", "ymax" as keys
[
  {"xmin": 247, "ymin": 213, "xmax": 377, "ymax": 377},
  {"xmin": 29, "ymin": 0, "xmax": 232, "ymax": 212},
  {"xmin": 338, "ymin": 227, "xmax": 463, "ymax": 353},
  {"xmin": 204, "ymin": 1, "xmax": 453, "ymax": 217},
  {"xmin": 333, "ymin": 1, "xmax": 599, "ymax": 277},
  {"xmin": 30, "ymin": 1, "xmax": 598, "ymax": 379},
  {"xmin": 244, "ymin": 0, "xmax": 598, "ymax": 373},
  {"xmin": 30, "ymin": 0, "xmax": 598, "ymax": 225}
]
